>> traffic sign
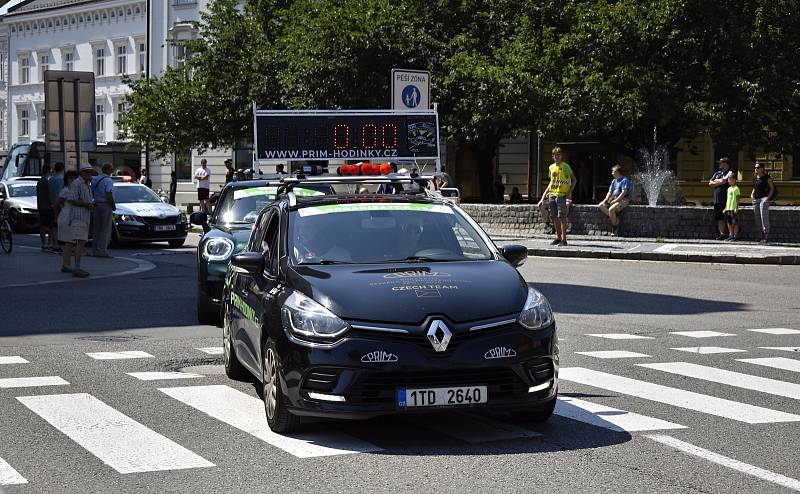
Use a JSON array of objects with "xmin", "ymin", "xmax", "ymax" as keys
[{"xmin": 391, "ymin": 69, "xmax": 430, "ymax": 109}]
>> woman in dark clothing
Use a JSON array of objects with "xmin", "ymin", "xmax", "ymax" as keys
[{"xmin": 751, "ymin": 162, "xmax": 774, "ymax": 243}]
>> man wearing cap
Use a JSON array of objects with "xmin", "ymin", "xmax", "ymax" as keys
[
  {"xmin": 194, "ymin": 158, "xmax": 211, "ymax": 213},
  {"xmin": 90, "ymin": 163, "xmax": 116, "ymax": 257},
  {"xmin": 61, "ymin": 164, "xmax": 96, "ymax": 277},
  {"xmin": 708, "ymin": 158, "xmax": 731, "ymax": 240}
]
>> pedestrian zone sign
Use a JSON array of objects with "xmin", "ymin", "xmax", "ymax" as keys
[{"xmin": 391, "ymin": 69, "xmax": 430, "ymax": 110}]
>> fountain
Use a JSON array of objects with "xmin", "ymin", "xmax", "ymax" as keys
[{"xmin": 633, "ymin": 127, "xmax": 678, "ymax": 206}]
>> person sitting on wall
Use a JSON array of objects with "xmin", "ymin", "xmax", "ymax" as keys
[
  {"xmin": 509, "ymin": 187, "xmax": 524, "ymax": 204},
  {"xmin": 598, "ymin": 165, "xmax": 631, "ymax": 235}
]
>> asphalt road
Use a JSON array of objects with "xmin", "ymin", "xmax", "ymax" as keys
[{"xmin": 1, "ymin": 237, "xmax": 799, "ymax": 494}]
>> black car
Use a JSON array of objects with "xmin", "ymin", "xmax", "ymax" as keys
[{"xmin": 222, "ymin": 177, "xmax": 558, "ymax": 432}]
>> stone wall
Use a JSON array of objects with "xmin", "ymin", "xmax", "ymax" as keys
[{"xmin": 460, "ymin": 203, "xmax": 800, "ymax": 243}]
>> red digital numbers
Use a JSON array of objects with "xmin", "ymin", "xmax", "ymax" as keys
[
  {"xmin": 333, "ymin": 123, "xmax": 350, "ymax": 149},
  {"xmin": 332, "ymin": 122, "xmax": 399, "ymax": 150},
  {"xmin": 382, "ymin": 123, "xmax": 397, "ymax": 149},
  {"xmin": 361, "ymin": 123, "xmax": 378, "ymax": 149}
]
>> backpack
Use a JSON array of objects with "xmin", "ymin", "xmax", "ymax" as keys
[
  {"xmin": 770, "ymin": 182, "xmax": 779, "ymax": 201},
  {"xmin": 145, "ymin": 176, "xmax": 153, "ymax": 188}
]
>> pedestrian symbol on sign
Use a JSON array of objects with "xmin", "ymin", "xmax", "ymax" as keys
[{"xmin": 402, "ymin": 85, "xmax": 420, "ymax": 108}]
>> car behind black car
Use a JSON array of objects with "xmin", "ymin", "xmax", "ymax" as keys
[{"xmin": 222, "ymin": 177, "xmax": 558, "ymax": 432}]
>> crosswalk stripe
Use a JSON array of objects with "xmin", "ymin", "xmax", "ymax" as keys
[
  {"xmin": 555, "ymin": 396, "xmax": 686, "ymax": 432},
  {"xmin": 747, "ymin": 328, "xmax": 800, "ymax": 335},
  {"xmin": 159, "ymin": 385, "xmax": 382, "ymax": 458},
  {"xmin": 639, "ymin": 362, "xmax": 800, "ymax": 401},
  {"xmin": 575, "ymin": 351, "xmax": 650, "ymax": 359},
  {"xmin": 737, "ymin": 357, "xmax": 800, "ymax": 374},
  {"xmin": 671, "ymin": 347, "xmax": 746, "ymax": 354},
  {"xmin": 126, "ymin": 372, "xmax": 204, "ymax": 381},
  {"xmin": 16, "ymin": 393, "xmax": 213, "ymax": 474},
  {"xmin": 760, "ymin": 347, "xmax": 800, "ymax": 353},
  {"xmin": 195, "ymin": 347, "xmax": 223, "ymax": 355},
  {"xmin": 670, "ymin": 331, "xmax": 735, "ymax": 338},
  {"xmin": 0, "ymin": 456, "xmax": 27, "ymax": 486},
  {"xmin": 0, "ymin": 356, "xmax": 28, "ymax": 365},
  {"xmin": 86, "ymin": 351, "xmax": 154, "ymax": 360},
  {"xmin": 586, "ymin": 333, "xmax": 653, "ymax": 340},
  {"xmin": 0, "ymin": 376, "xmax": 69, "ymax": 389},
  {"xmin": 559, "ymin": 367, "xmax": 800, "ymax": 424},
  {"xmin": 406, "ymin": 412, "xmax": 541, "ymax": 443}
]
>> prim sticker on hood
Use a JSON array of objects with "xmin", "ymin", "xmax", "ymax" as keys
[
  {"xmin": 233, "ymin": 187, "xmax": 324, "ymax": 201},
  {"xmin": 297, "ymin": 203, "xmax": 453, "ymax": 217}
]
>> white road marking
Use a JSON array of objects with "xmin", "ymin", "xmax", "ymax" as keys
[
  {"xmin": 748, "ymin": 328, "xmax": 800, "ymax": 335},
  {"xmin": 760, "ymin": 347, "xmax": 800, "ymax": 353},
  {"xmin": 86, "ymin": 351, "xmax": 154, "ymax": 360},
  {"xmin": 653, "ymin": 244, "xmax": 677, "ymax": 253},
  {"xmin": 126, "ymin": 372, "xmax": 204, "ymax": 381},
  {"xmin": 0, "ymin": 456, "xmax": 27, "ymax": 486},
  {"xmin": 196, "ymin": 347, "xmax": 223, "ymax": 355},
  {"xmin": 160, "ymin": 385, "xmax": 382, "ymax": 458},
  {"xmin": 559, "ymin": 367, "xmax": 800, "ymax": 424},
  {"xmin": 16, "ymin": 393, "xmax": 213, "ymax": 474},
  {"xmin": 0, "ymin": 253, "xmax": 156, "ymax": 289},
  {"xmin": 639, "ymin": 362, "xmax": 800, "ymax": 401},
  {"xmin": 670, "ymin": 331, "xmax": 735, "ymax": 338},
  {"xmin": 646, "ymin": 434, "xmax": 800, "ymax": 492},
  {"xmin": 0, "ymin": 356, "xmax": 28, "ymax": 365},
  {"xmin": 586, "ymin": 333, "xmax": 653, "ymax": 340},
  {"xmin": 407, "ymin": 412, "xmax": 542, "ymax": 443},
  {"xmin": 671, "ymin": 347, "xmax": 747, "ymax": 354},
  {"xmin": 555, "ymin": 396, "xmax": 686, "ymax": 432},
  {"xmin": 737, "ymin": 357, "xmax": 800, "ymax": 374},
  {"xmin": 575, "ymin": 350, "xmax": 650, "ymax": 359},
  {"xmin": 0, "ymin": 376, "xmax": 69, "ymax": 389}
]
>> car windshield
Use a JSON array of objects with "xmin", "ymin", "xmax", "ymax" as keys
[
  {"xmin": 7, "ymin": 183, "xmax": 36, "ymax": 197},
  {"xmin": 114, "ymin": 185, "xmax": 162, "ymax": 203},
  {"xmin": 215, "ymin": 186, "xmax": 327, "ymax": 224},
  {"xmin": 288, "ymin": 203, "xmax": 493, "ymax": 265}
]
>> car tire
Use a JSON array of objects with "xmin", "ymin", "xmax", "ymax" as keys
[
  {"xmin": 168, "ymin": 238, "xmax": 186, "ymax": 248},
  {"xmin": 262, "ymin": 339, "xmax": 301, "ymax": 433},
  {"xmin": 197, "ymin": 287, "xmax": 221, "ymax": 326},
  {"xmin": 223, "ymin": 312, "xmax": 249, "ymax": 381},
  {"xmin": 509, "ymin": 394, "xmax": 557, "ymax": 423},
  {"xmin": 8, "ymin": 209, "xmax": 21, "ymax": 233}
]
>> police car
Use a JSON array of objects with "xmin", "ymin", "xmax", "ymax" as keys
[{"xmin": 222, "ymin": 176, "xmax": 558, "ymax": 432}]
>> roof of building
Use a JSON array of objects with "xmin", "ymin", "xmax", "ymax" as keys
[
  {"xmin": 0, "ymin": 0, "xmax": 28, "ymax": 16},
  {"xmin": 3, "ymin": 0, "xmax": 97, "ymax": 16}
]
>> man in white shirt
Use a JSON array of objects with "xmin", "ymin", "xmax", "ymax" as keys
[{"xmin": 194, "ymin": 158, "xmax": 211, "ymax": 213}]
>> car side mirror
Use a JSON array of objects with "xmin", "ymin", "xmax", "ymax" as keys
[
  {"xmin": 190, "ymin": 212, "xmax": 210, "ymax": 233},
  {"xmin": 231, "ymin": 252, "xmax": 265, "ymax": 275},
  {"xmin": 500, "ymin": 244, "xmax": 528, "ymax": 267}
]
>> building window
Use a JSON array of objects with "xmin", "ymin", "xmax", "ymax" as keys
[
  {"xmin": 20, "ymin": 56, "xmax": 30, "ymax": 84},
  {"xmin": 37, "ymin": 106, "xmax": 45, "ymax": 137},
  {"xmin": 39, "ymin": 54, "xmax": 49, "ymax": 82},
  {"xmin": 175, "ymin": 150, "xmax": 192, "ymax": 180},
  {"xmin": 116, "ymin": 44, "xmax": 127, "ymax": 75},
  {"xmin": 19, "ymin": 109, "xmax": 29, "ymax": 137},
  {"xmin": 96, "ymin": 103, "xmax": 105, "ymax": 140},
  {"xmin": 64, "ymin": 51, "xmax": 74, "ymax": 71},
  {"xmin": 95, "ymin": 48, "xmax": 105, "ymax": 76},
  {"xmin": 174, "ymin": 43, "xmax": 187, "ymax": 69},
  {"xmin": 0, "ymin": 53, "xmax": 6, "ymax": 81},
  {"xmin": 138, "ymin": 42, "xmax": 146, "ymax": 73}
]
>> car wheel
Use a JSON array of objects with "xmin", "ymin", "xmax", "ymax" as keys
[
  {"xmin": 197, "ymin": 287, "xmax": 221, "ymax": 326},
  {"xmin": 168, "ymin": 238, "xmax": 186, "ymax": 248},
  {"xmin": 223, "ymin": 313, "xmax": 249, "ymax": 380},
  {"xmin": 262, "ymin": 339, "xmax": 301, "ymax": 433},
  {"xmin": 8, "ymin": 209, "xmax": 21, "ymax": 233},
  {"xmin": 509, "ymin": 394, "xmax": 557, "ymax": 423}
]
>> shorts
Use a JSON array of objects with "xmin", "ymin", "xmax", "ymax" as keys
[
  {"xmin": 58, "ymin": 219, "xmax": 89, "ymax": 243},
  {"xmin": 548, "ymin": 195, "xmax": 568, "ymax": 218},
  {"xmin": 725, "ymin": 211, "xmax": 738, "ymax": 226},
  {"xmin": 38, "ymin": 208, "xmax": 55, "ymax": 228},
  {"xmin": 713, "ymin": 203, "xmax": 725, "ymax": 221},
  {"xmin": 197, "ymin": 188, "xmax": 210, "ymax": 201}
]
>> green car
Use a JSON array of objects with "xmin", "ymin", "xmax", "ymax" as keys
[{"xmin": 191, "ymin": 179, "xmax": 332, "ymax": 325}]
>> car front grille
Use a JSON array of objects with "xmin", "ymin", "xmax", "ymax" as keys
[
  {"xmin": 302, "ymin": 369, "xmax": 341, "ymax": 393},
  {"xmin": 350, "ymin": 324, "xmax": 514, "ymax": 358},
  {"xmin": 141, "ymin": 215, "xmax": 179, "ymax": 225}
]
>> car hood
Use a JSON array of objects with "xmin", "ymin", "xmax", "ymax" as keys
[
  {"xmin": 116, "ymin": 202, "xmax": 180, "ymax": 218},
  {"xmin": 8, "ymin": 197, "xmax": 37, "ymax": 210},
  {"xmin": 288, "ymin": 260, "xmax": 528, "ymax": 325}
]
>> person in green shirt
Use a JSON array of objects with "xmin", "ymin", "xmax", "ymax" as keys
[
  {"xmin": 545, "ymin": 147, "xmax": 577, "ymax": 246},
  {"xmin": 723, "ymin": 172, "xmax": 741, "ymax": 241}
]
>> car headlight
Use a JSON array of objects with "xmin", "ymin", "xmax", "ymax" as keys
[
  {"xmin": 202, "ymin": 237, "xmax": 235, "ymax": 261},
  {"xmin": 18, "ymin": 207, "xmax": 34, "ymax": 214},
  {"xmin": 116, "ymin": 214, "xmax": 144, "ymax": 224},
  {"xmin": 180, "ymin": 212, "xmax": 188, "ymax": 223},
  {"xmin": 281, "ymin": 291, "xmax": 349, "ymax": 339},
  {"xmin": 518, "ymin": 287, "xmax": 554, "ymax": 330}
]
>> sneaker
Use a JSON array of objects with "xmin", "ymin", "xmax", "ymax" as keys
[
  {"xmin": 716, "ymin": 234, "xmax": 728, "ymax": 241},
  {"xmin": 550, "ymin": 238, "xmax": 561, "ymax": 245},
  {"xmin": 728, "ymin": 236, "xmax": 737, "ymax": 242},
  {"xmin": 72, "ymin": 269, "xmax": 90, "ymax": 278},
  {"xmin": 559, "ymin": 240, "xmax": 569, "ymax": 247},
  {"xmin": 60, "ymin": 266, "xmax": 72, "ymax": 273}
]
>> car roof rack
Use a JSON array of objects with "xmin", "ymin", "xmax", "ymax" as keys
[{"xmin": 275, "ymin": 175, "xmax": 438, "ymax": 207}]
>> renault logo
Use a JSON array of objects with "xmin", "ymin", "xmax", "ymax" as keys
[{"xmin": 426, "ymin": 320, "xmax": 452, "ymax": 352}]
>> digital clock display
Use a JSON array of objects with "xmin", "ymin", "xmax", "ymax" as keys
[{"xmin": 254, "ymin": 113, "xmax": 438, "ymax": 161}]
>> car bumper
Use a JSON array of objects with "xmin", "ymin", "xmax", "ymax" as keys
[
  {"xmin": 277, "ymin": 322, "xmax": 558, "ymax": 419},
  {"xmin": 199, "ymin": 260, "xmax": 228, "ymax": 306},
  {"xmin": 17, "ymin": 211, "xmax": 40, "ymax": 229},
  {"xmin": 115, "ymin": 222, "xmax": 189, "ymax": 242}
]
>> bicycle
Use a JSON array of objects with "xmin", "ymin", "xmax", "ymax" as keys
[{"xmin": 0, "ymin": 199, "xmax": 12, "ymax": 253}]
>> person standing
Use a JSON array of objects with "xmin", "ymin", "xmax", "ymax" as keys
[
  {"xmin": 194, "ymin": 158, "xmax": 211, "ymax": 213},
  {"xmin": 90, "ymin": 163, "xmax": 116, "ymax": 258},
  {"xmin": 36, "ymin": 164, "xmax": 56, "ymax": 252},
  {"xmin": 139, "ymin": 168, "xmax": 152, "ymax": 188},
  {"xmin": 224, "ymin": 159, "xmax": 235, "ymax": 183},
  {"xmin": 723, "ymin": 173, "xmax": 741, "ymax": 241},
  {"xmin": 56, "ymin": 171, "xmax": 78, "ymax": 269},
  {"xmin": 708, "ymin": 157, "xmax": 731, "ymax": 240},
  {"xmin": 547, "ymin": 147, "xmax": 577, "ymax": 246},
  {"xmin": 598, "ymin": 165, "xmax": 631, "ymax": 235},
  {"xmin": 751, "ymin": 161, "xmax": 774, "ymax": 243},
  {"xmin": 61, "ymin": 165, "xmax": 96, "ymax": 277},
  {"xmin": 275, "ymin": 163, "xmax": 288, "ymax": 175},
  {"xmin": 494, "ymin": 175, "xmax": 506, "ymax": 203}
]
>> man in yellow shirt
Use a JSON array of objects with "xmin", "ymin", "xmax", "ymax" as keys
[{"xmin": 545, "ymin": 147, "xmax": 577, "ymax": 246}]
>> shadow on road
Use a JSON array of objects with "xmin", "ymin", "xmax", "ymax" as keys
[{"xmin": 533, "ymin": 282, "xmax": 747, "ymax": 316}]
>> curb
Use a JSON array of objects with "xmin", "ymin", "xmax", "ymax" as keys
[{"xmin": 526, "ymin": 248, "xmax": 800, "ymax": 265}]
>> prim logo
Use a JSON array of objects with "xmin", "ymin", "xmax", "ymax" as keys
[
  {"xmin": 484, "ymin": 347, "xmax": 517, "ymax": 360},
  {"xmin": 383, "ymin": 271, "xmax": 451, "ymax": 279},
  {"xmin": 361, "ymin": 351, "xmax": 398, "ymax": 363}
]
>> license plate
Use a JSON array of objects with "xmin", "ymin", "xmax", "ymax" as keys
[
  {"xmin": 154, "ymin": 225, "xmax": 176, "ymax": 231},
  {"xmin": 397, "ymin": 386, "xmax": 487, "ymax": 408}
]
